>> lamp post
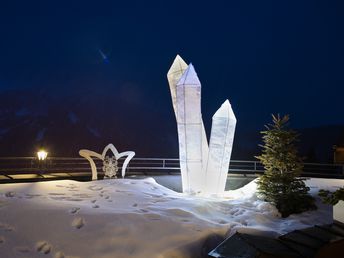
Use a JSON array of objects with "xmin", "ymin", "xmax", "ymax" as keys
[
  {"xmin": 37, "ymin": 150, "xmax": 48, "ymax": 161},
  {"xmin": 36, "ymin": 150, "xmax": 48, "ymax": 176}
]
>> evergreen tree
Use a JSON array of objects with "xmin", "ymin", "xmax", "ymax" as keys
[
  {"xmin": 256, "ymin": 114, "xmax": 316, "ymax": 217},
  {"xmin": 319, "ymin": 188, "xmax": 344, "ymax": 205}
]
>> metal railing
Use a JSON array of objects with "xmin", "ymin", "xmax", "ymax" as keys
[{"xmin": 0, "ymin": 157, "xmax": 343, "ymax": 182}]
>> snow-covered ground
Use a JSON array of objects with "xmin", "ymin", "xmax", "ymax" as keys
[{"xmin": 0, "ymin": 177, "xmax": 343, "ymax": 258}]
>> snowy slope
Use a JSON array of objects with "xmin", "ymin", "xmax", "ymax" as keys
[{"xmin": 0, "ymin": 177, "xmax": 343, "ymax": 258}]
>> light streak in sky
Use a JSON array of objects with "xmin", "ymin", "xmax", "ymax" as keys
[{"xmin": 98, "ymin": 48, "xmax": 109, "ymax": 64}]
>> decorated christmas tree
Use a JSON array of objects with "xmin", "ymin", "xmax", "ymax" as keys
[{"xmin": 256, "ymin": 114, "xmax": 316, "ymax": 217}]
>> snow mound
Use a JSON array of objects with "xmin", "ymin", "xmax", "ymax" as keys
[{"xmin": 0, "ymin": 177, "xmax": 342, "ymax": 258}]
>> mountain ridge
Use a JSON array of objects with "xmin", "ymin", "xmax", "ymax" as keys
[{"xmin": 0, "ymin": 90, "xmax": 343, "ymax": 162}]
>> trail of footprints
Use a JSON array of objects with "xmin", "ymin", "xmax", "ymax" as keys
[
  {"xmin": 35, "ymin": 240, "xmax": 78, "ymax": 257},
  {"xmin": 0, "ymin": 223, "xmax": 13, "ymax": 253},
  {"xmin": 0, "ymin": 183, "xmax": 110, "ymax": 257},
  {"xmin": 1, "ymin": 181, "xmax": 187, "ymax": 256},
  {"xmin": 66, "ymin": 183, "xmax": 116, "ymax": 231}
]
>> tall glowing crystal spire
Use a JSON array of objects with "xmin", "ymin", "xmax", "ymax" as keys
[
  {"xmin": 167, "ymin": 56, "xmax": 208, "ymax": 194},
  {"xmin": 204, "ymin": 100, "xmax": 237, "ymax": 195},
  {"xmin": 167, "ymin": 55, "xmax": 188, "ymax": 116},
  {"xmin": 175, "ymin": 64, "xmax": 205, "ymax": 193}
]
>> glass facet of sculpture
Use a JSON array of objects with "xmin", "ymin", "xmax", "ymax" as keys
[{"xmin": 167, "ymin": 55, "xmax": 236, "ymax": 195}]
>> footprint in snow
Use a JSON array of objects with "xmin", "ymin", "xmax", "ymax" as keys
[
  {"xmin": 65, "ymin": 197, "xmax": 84, "ymax": 202},
  {"xmin": 72, "ymin": 193, "xmax": 91, "ymax": 198},
  {"xmin": 67, "ymin": 185, "xmax": 78, "ymax": 190},
  {"xmin": 36, "ymin": 241, "xmax": 52, "ymax": 254},
  {"xmin": 70, "ymin": 207, "xmax": 80, "ymax": 214},
  {"xmin": 25, "ymin": 193, "xmax": 42, "ymax": 199},
  {"xmin": 144, "ymin": 214, "xmax": 161, "ymax": 221},
  {"xmin": 54, "ymin": 251, "xmax": 66, "ymax": 258},
  {"xmin": 91, "ymin": 199, "xmax": 97, "ymax": 203},
  {"xmin": 15, "ymin": 246, "xmax": 31, "ymax": 253},
  {"xmin": 5, "ymin": 192, "xmax": 15, "ymax": 198},
  {"xmin": 151, "ymin": 199, "xmax": 167, "ymax": 204},
  {"xmin": 148, "ymin": 193, "xmax": 163, "ymax": 198},
  {"xmin": 56, "ymin": 185, "xmax": 64, "ymax": 188},
  {"xmin": 0, "ymin": 223, "xmax": 14, "ymax": 232},
  {"xmin": 54, "ymin": 251, "xmax": 72, "ymax": 258},
  {"xmin": 132, "ymin": 203, "xmax": 138, "ymax": 207},
  {"xmin": 167, "ymin": 209, "xmax": 193, "ymax": 217},
  {"xmin": 235, "ymin": 209, "xmax": 245, "ymax": 216},
  {"xmin": 88, "ymin": 186, "xmax": 103, "ymax": 191},
  {"xmin": 239, "ymin": 220, "xmax": 248, "ymax": 226},
  {"xmin": 115, "ymin": 190, "xmax": 128, "ymax": 193},
  {"xmin": 92, "ymin": 205, "xmax": 99, "ymax": 208},
  {"xmin": 49, "ymin": 193, "xmax": 66, "ymax": 196},
  {"xmin": 25, "ymin": 194, "xmax": 42, "ymax": 198},
  {"xmin": 50, "ymin": 196, "xmax": 67, "ymax": 201},
  {"xmin": 139, "ymin": 209, "xmax": 148, "ymax": 213},
  {"xmin": 72, "ymin": 217, "xmax": 85, "ymax": 229},
  {"xmin": 230, "ymin": 208, "xmax": 244, "ymax": 216}
]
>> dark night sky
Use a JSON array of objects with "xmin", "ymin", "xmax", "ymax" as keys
[{"xmin": 0, "ymin": 0, "xmax": 344, "ymax": 157}]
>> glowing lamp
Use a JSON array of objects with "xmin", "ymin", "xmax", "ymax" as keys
[{"xmin": 37, "ymin": 150, "xmax": 48, "ymax": 161}]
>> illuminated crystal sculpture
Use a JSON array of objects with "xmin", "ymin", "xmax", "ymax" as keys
[
  {"xmin": 167, "ymin": 56, "xmax": 209, "ymax": 194},
  {"xmin": 79, "ymin": 143, "xmax": 135, "ymax": 180},
  {"xmin": 167, "ymin": 55, "xmax": 236, "ymax": 195},
  {"xmin": 204, "ymin": 100, "xmax": 237, "ymax": 194},
  {"xmin": 175, "ymin": 64, "xmax": 206, "ymax": 194}
]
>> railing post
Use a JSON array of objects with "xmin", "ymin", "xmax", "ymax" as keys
[
  {"xmin": 163, "ymin": 159, "xmax": 166, "ymax": 168},
  {"xmin": 254, "ymin": 161, "xmax": 257, "ymax": 172},
  {"xmin": 30, "ymin": 157, "xmax": 35, "ymax": 168}
]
